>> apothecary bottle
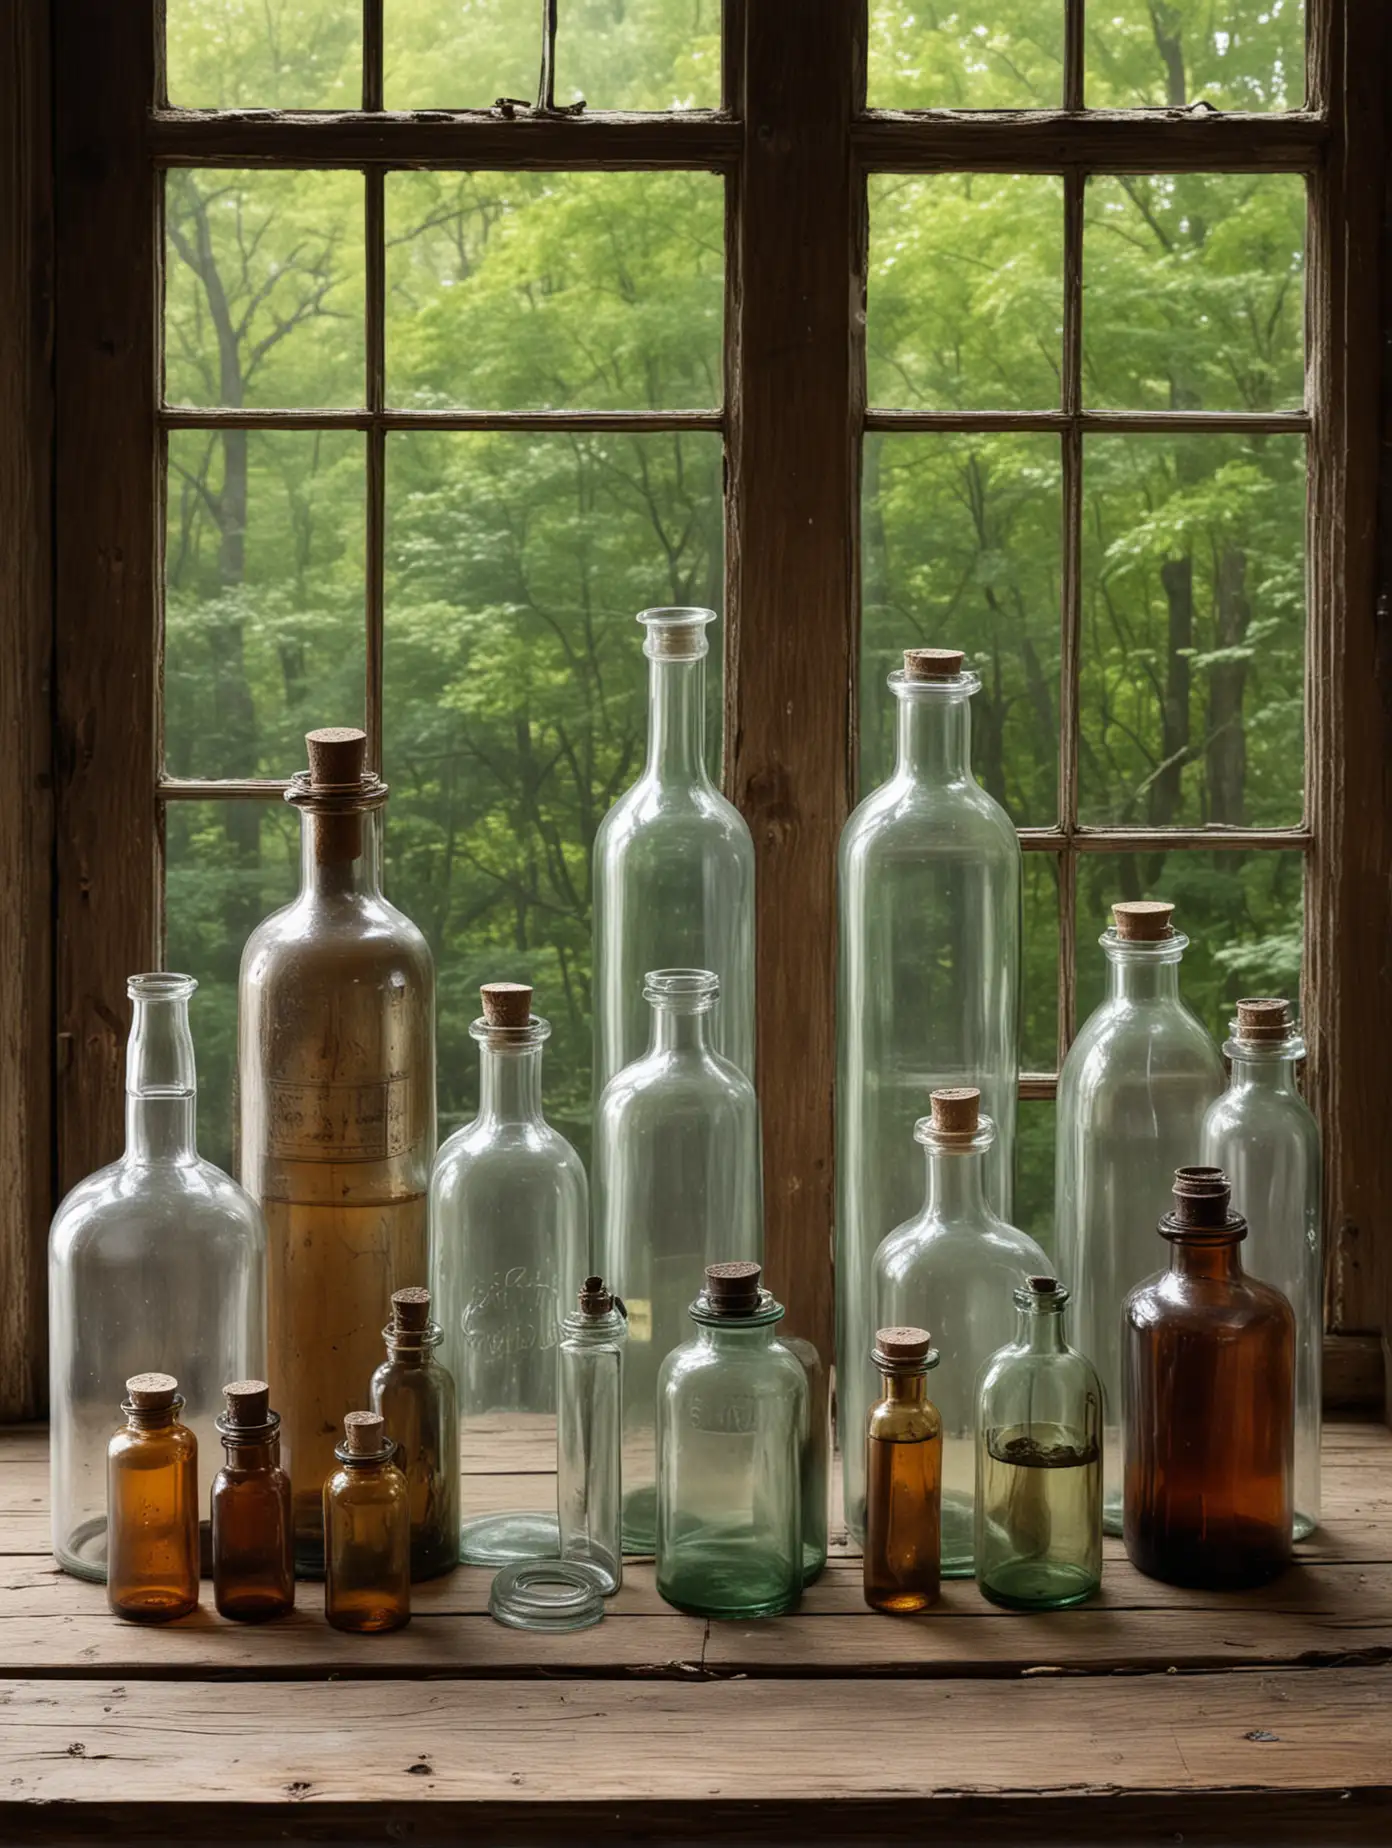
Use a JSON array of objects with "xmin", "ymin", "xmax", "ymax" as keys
[
  {"xmin": 557, "ymin": 1276, "xmax": 628, "ymax": 1595},
  {"xmin": 655, "ymin": 1263, "xmax": 806, "ymax": 1620},
  {"xmin": 592, "ymin": 607, "xmax": 755, "ymax": 1093},
  {"xmin": 1201, "ymin": 998, "xmax": 1321, "ymax": 1538},
  {"xmin": 211, "ymin": 1380, "xmax": 294, "ymax": 1622},
  {"xmin": 49, "ymin": 972, "xmax": 266, "ymax": 1583},
  {"xmin": 1123, "ymin": 1168, "xmax": 1294, "ymax": 1588},
  {"xmin": 107, "ymin": 1373, "xmax": 199, "ymax": 1623},
  {"xmin": 239, "ymin": 727, "xmax": 435, "ymax": 1577},
  {"xmin": 974, "ymin": 1279, "xmax": 1102, "ymax": 1611},
  {"xmin": 370, "ymin": 1287, "xmax": 459, "ymax": 1580},
  {"xmin": 1055, "ymin": 901, "xmax": 1225, "ymax": 1532},
  {"xmin": 864, "ymin": 1327, "xmax": 942, "ymax": 1614},
  {"xmin": 871, "ymin": 1088, "xmax": 1048, "ymax": 1577},
  {"xmin": 430, "ymin": 982, "xmax": 586, "ymax": 1566},
  {"xmin": 324, "ymin": 1411, "xmax": 411, "ymax": 1632},
  {"xmin": 594, "ymin": 970, "xmax": 763, "ymax": 1552},
  {"xmin": 837, "ymin": 647, "xmax": 1021, "ymax": 1544}
]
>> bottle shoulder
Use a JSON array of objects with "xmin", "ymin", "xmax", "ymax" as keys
[
  {"xmin": 597, "ymin": 776, "xmax": 753, "ymax": 849},
  {"xmin": 1059, "ymin": 1003, "xmax": 1225, "ymax": 1095},
  {"xmin": 50, "ymin": 1160, "xmax": 267, "ymax": 1258},
  {"xmin": 596, "ymin": 1047, "xmax": 757, "ymax": 1119},
  {"xmin": 840, "ymin": 777, "xmax": 1019, "ymax": 864},
  {"xmin": 1123, "ymin": 1266, "xmax": 1296, "ymax": 1336},
  {"xmin": 240, "ymin": 897, "xmax": 435, "ymax": 990},
  {"xmin": 874, "ymin": 1212, "xmax": 1049, "ymax": 1281},
  {"xmin": 867, "ymin": 1397, "xmax": 941, "ymax": 1443}
]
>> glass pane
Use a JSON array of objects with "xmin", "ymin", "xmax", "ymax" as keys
[
  {"xmin": 868, "ymin": 175, "xmax": 1064, "ymax": 411},
  {"xmin": 861, "ymin": 432, "xmax": 1062, "ymax": 826},
  {"xmin": 1084, "ymin": 175, "xmax": 1305, "ymax": 412},
  {"xmin": 1079, "ymin": 434, "xmax": 1305, "ymax": 829},
  {"xmin": 1023, "ymin": 854, "xmax": 1060, "ymax": 1074},
  {"xmin": 559, "ymin": 0, "xmax": 721, "ymax": 110},
  {"xmin": 166, "ymin": 1, "xmax": 360, "ymax": 110},
  {"xmin": 386, "ymin": 0, "xmax": 535, "ymax": 110},
  {"xmin": 165, "ymin": 430, "xmax": 365, "ymax": 779},
  {"xmin": 165, "ymin": 170, "xmax": 364, "ymax": 409},
  {"xmin": 383, "ymin": 429, "xmax": 724, "ymax": 1158},
  {"xmin": 386, "ymin": 172, "xmax": 723, "ymax": 411},
  {"xmin": 1016, "ymin": 1096, "xmax": 1057, "ymax": 1254},
  {"xmin": 869, "ymin": 3, "xmax": 1064, "ymax": 108},
  {"xmin": 1086, "ymin": 0, "xmax": 1304, "ymax": 111}
]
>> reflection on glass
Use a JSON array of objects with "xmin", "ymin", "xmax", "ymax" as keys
[
  {"xmin": 1086, "ymin": 0, "xmax": 1304, "ymax": 111},
  {"xmin": 166, "ymin": 1, "xmax": 360, "ymax": 110},
  {"xmin": 868, "ymin": 3, "xmax": 1063, "ymax": 108}
]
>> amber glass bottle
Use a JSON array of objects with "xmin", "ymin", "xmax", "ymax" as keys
[
  {"xmin": 324, "ymin": 1411, "xmax": 411, "ymax": 1632},
  {"xmin": 107, "ymin": 1373, "xmax": 199, "ymax": 1623},
  {"xmin": 863, "ymin": 1327, "xmax": 943, "ymax": 1613},
  {"xmin": 1122, "ymin": 1167, "xmax": 1295, "ymax": 1589},
  {"xmin": 369, "ymin": 1286, "xmax": 459, "ymax": 1580},
  {"xmin": 211, "ymin": 1380, "xmax": 294, "ymax": 1621}
]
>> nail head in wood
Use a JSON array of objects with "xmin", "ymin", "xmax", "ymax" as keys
[
  {"xmin": 930, "ymin": 1087, "xmax": 981, "ymax": 1137},
  {"xmin": 903, "ymin": 647, "xmax": 965, "ymax": 681},
  {"xmin": 1113, "ymin": 900, "xmax": 1175, "ymax": 941},
  {"xmin": 1236, "ymin": 996, "xmax": 1294, "ymax": 1042},
  {"xmin": 222, "ymin": 1380, "xmax": 270, "ymax": 1427},
  {"xmin": 481, "ymin": 982, "xmax": 533, "ymax": 1028},
  {"xmin": 305, "ymin": 726, "xmax": 367, "ymax": 792},
  {"xmin": 126, "ymin": 1372, "xmax": 178, "ymax": 1409}
]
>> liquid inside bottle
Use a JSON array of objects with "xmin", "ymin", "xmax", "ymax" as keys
[
  {"xmin": 107, "ymin": 1373, "xmax": 199, "ymax": 1624},
  {"xmin": 323, "ymin": 1411, "xmax": 412, "ymax": 1633},
  {"xmin": 864, "ymin": 1326, "xmax": 942, "ymax": 1614},
  {"xmin": 370, "ymin": 1286, "xmax": 460, "ymax": 1580},
  {"xmin": 211, "ymin": 1379, "xmax": 295, "ymax": 1622}
]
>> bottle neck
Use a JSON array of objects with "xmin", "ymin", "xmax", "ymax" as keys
[
  {"xmin": 1228, "ymin": 1049, "xmax": 1300, "ymax": 1095},
  {"xmin": 652, "ymin": 1005, "xmax": 715, "ymax": 1055},
  {"xmin": 1106, "ymin": 952, "xmax": 1181, "ymax": 1003},
  {"xmin": 383, "ymin": 1333, "xmax": 440, "ymax": 1370},
  {"xmin": 924, "ymin": 1146, "xmax": 990, "ymax": 1223},
  {"xmin": 1168, "ymin": 1237, "xmax": 1246, "ymax": 1284},
  {"xmin": 125, "ymin": 1407, "xmax": 180, "ymax": 1435},
  {"xmin": 220, "ymin": 1433, "xmax": 281, "ymax": 1469},
  {"xmin": 702, "ymin": 1321, "xmax": 775, "ymax": 1352},
  {"xmin": 895, "ymin": 692, "xmax": 971, "ymax": 783},
  {"xmin": 478, "ymin": 1041, "xmax": 545, "ymax": 1125},
  {"xmin": 1018, "ymin": 1306, "xmax": 1068, "ymax": 1355},
  {"xmin": 878, "ymin": 1372, "xmax": 929, "ymax": 1406},
  {"xmin": 297, "ymin": 805, "xmax": 384, "ymax": 899},
  {"xmin": 125, "ymin": 990, "xmax": 198, "ymax": 1164},
  {"xmin": 645, "ymin": 654, "xmax": 708, "ymax": 784}
]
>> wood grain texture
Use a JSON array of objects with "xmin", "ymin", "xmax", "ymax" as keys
[{"xmin": 854, "ymin": 109, "xmax": 1327, "ymax": 171}]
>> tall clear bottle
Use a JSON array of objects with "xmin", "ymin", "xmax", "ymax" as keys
[
  {"xmin": 49, "ymin": 973, "xmax": 266, "ymax": 1582},
  {"xmin": 556, "ymin": 1276, "xmax": 628, "ymax": 1594},
  {"xmin": 430, "ymin": 982, "xmax": 587, "ymax": 1565},
  {"xmin": 1056, "ymin": 900, "xmax": 1225, "ymax": 1533},
  {"xmin": 239, "ymin": 727, "xmax": 435, "ymax": 1577},
  {"xmin": 594, "ymin": 969, "xmax": 763, "ymax": 1552},
  {"xmin": 837, "ymin": 647, "xmax": 1021, "ymax": 1544},
  {"xmin": 592, "ymin": 607, "xmax": 755, "ymax": 1093},
  {"xmin": 1201, "ymin": 997, "xmax": 1321, "ymax": 1538}
]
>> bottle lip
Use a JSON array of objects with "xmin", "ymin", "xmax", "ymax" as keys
[
  {"xmin": 914, "ymin": 1109, "xmax": 996, "ymax": 1154},
  {"xmin": 561, "ymin": 1304, "xmax": 629, "ymax": 1341},
  {"xmin": 644, "ymin": 967, "xmax": 720, "ymax": 1012},
  {"xmin": 1224, "ymin": 1030, "xmax": 1306, "ymax": 1061},
  {"xmin": 871, "ymin": 1342, "xmax": 941, "ymax": 1375},
  {"xmin": 127, "ymin": 972, "xmax": 197, "ymax": 1003},
  {"xmin": 285, "ymin": 769, "xmax": 389, "ymax": 813},
  {"xmin": 688, "ymin": 1285, "xmax": 785, "ymax": 1328},
  {"xmin": 382, "ymin": 1317, "xmax": 445, "ymax": 1351},
  {"xmin": 333, "ymin": 1433, "xmax": 398, "ymax": 1465},
  {"xmin": 216, "ymin": 1409, "xmax": 281, "ymax": 1442},
  {"xmin": 489, "ymin": 1560, "xmax": 607, "ymax": 1632},
  {"xmin": 1099, "ymin": 925, "xmax": 1189, "ymax": 964},
  {"xmin": 121, "ymin": 1392, "xmax": 186, "ymax": 1421},
  {"xmin": 469, "ymin": 1014, "xmax": 551, "ymax": 1048},
  {"xmin": 638, "ymin": 605, "xmax": 716, "ymax": 661},
  {"xmin": 887, "ymin": 666, "xmax": 981, "ymax": 702},
  {"xmin": 1015, "ymin": 1275, "xmax": 1069, "ymax": 1311}
]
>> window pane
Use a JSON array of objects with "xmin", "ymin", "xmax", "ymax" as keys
[
  {"xmin": 165, "ymin": 170, "xmax": 364, "ymax": 409},
  {"xmin": 862, "ymin": 432, "xmax": 1062, "ymax": 826},
  {"xmin": 386, "ymin": 172, "xmax": 723, "ymax": 412},
  {"xmin": 868, "ymin": 3, "xmax": 1064, "ymax": 108},
  {"xmin": 383, "ymin": 429, "xmax": 724, "ymax": 1158},
  {"xmin": 1084, "ymin": 175, "xmax": 1305, "ymax": 412},
  {"xmin": 166, "ymin": 1, "xmax": 360, "ymax": 110},
  {"xmin": 868, "ymin": 175, "xmax": 1064, "ymax": 411},
  {"xmin": 165, "ymin": 430, "xmax": 365, "ymax": 779},
  {"xmin": 1086, "ymin": 0, "xmax": 1304, "ymax": 111},
  {"xmin": 1079, "ymin": 434, "xmax": 1304, "ymax": 829},
  {"xmin": 559, "ymin": 0, "xmax": 720, "ymax": 110},
  {"xmin": 1016, "ymin": 1096, "xmax": 1057, "ymax": 1254},
  {"xmin": 1023, "ymin": 854, "xmax": 1060, "ymax": 1074},
  {"xmin": 386, "ymin": 0, "xmax": 535, "ymax": 110}
]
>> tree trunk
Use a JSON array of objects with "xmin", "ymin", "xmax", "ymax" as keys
[{"xmin": 1206, "ymin": 543, "xmax": 1251, "ymax": 826}]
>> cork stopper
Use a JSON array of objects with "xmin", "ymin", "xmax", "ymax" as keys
[
  {"xmin": 578, "ymin": 1275, "xmax": 614, "ymax": 1315},
  {"xmin": 930, "ymin": 1087, "xmax": 981, "ymax": 1138},
  {"xmin": 391, "ymin": 1286, "xmax": 432, "ymax": 1334},
  {"xmin": 222, "ymin": 1380, "xmax": 271, "ymax": 1427},
  {"xmin": 704, "ymin": 1260, "xmax": 763, "ymax": 1314},
  {"xmin": 126, "ymin": 1372, "xmax": 178, "ymax": 1410},
  {"xmin": 1168, "ymin": 1165, "xmax": 1239, "ymax": 1231},
  {"xmin": 1113, "ymin": 900, "xmax": 1175, "ymax": 942},
  {"xmin": 875, "ymin": 1325, "xmax": 931, "ymax": 1363},
  {"xmin": 481, "ymin": 982, "xmax": 533, "ymax": 1029},
  {"xmin": 1027, "ymin": 1276, "xmax": 1059, "ymax": 1297},
  {"xmin": 343, "ymin": 1410, "xmax": 387, "ymax": 1457},
  {"xmin": 1235, "ymin": 996, "xmax": 1294, "ymax": 1043},
  {"xmin": 305, "ymin": 726, "xmax": 367, "ymax": 792},
  {"xmin": 903, "ymin": 647, "xmax": 965, "ymax": 681}
]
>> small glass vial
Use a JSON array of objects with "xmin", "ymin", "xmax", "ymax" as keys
[
  {"xmin": 975, "ymin": 1279, "xmax": 1103, "ymax": 1611},
  {"xmin": 370, "ymin": 1286, "xmax": 460, "ymax": 1581},
  {"xmin": 107, "ymin": 1373, "xmax": 199, "ymax": 1623},
  {"xmin": 323, "ymin": 1411, "xmax": 411, "ymax": 1633},
  {"xmin": 557, "ymin": 1277, "xmax": 627, "ymax": 1595},
  {"xmin": 211, "ymin": 1379, "xmax": 294, "ymax": 1621},
  {"xmin": 864, "ymin": 1327, "xmax": 943, "ymax": 1614}
]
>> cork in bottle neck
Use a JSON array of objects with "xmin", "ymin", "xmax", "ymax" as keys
[
  {"xmin": 125, "ymin": 1372, "xmax": 179, "ymax": 1412},
  {"xmin": 1161, "ymin": 1166, "xmax": 1247, "ymax": 1241},
  {"xmin": 1112, "ymin": 900, "xmax": 1175, "ymax": 942},
  {"xmin": 578, "ymin": 1275, "xmax": 615, "ymax": 1316},
  {"xmin": 1234, "ymin": 996, "xmax": 1295, "ymax": 1044},
  {"xmin": 222, "ymin": 1380, "xmax": 271, "ymax": 1426},
  {"xmin": 704, "ymin": 1260, "xmax": 763, "ymax": 1316},
  {"xmin": 903, "ymin": 647, "xmax": 966, "ymax": 681},
  {"xmin": 481, "ymin": 983, "xmax": 533, "ymax": 1029},
  {"xmin": 872, "ymin": 1325, "xmax": 939, "ymax": 1375},
  {"xmin": 341, "ymin": 1411, "xmax": 391, "ymax": 1461}
]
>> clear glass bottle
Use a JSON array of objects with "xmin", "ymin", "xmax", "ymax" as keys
[
  {"xmin": 863, "ymin": 1326, "xmax": 943, "ymax": 1613},
  {"xmin": 871, "ymin": 1088, "xmax": 1049, "ymax": 1577},
  {"xmin": 107, "ymin": 1373, "xmax": 199, "ymax": 1623},
  {"xmin": 784, "ymin": 1333, "xmax": 830, "ymax": 1586},
  {"xmin": 239, "ymin": 727, "xmax": 435, "ymax": 1578},
  {"xmin": 1056, "ymin": 900, "xmax": 1226, "ymax": 1533},
  {"xmin": 369, "ymin": 1286, "xmax": 459, "ymax": 1581},
  {"xmin": 1122, "ymin": 1167, "xmax": 1294, "ymax": 1590},
  {"xmin": 49, "ymin": 972, "xmax": 266, "ymax": 1583},
  {"xmin": 592, "ymin": 606, "xmax": 755, "ymax": 1094},
  {"xmin": 211, "ymin": 1380, "xmax": 294, "ymax": 1622},
  {"xmin": 1201, "ymin": 997, "xmax": 1321, "ymax": 1539},
  {"xmin": 323, "ymin": 1411, "xmax": 412, "ymax": 1632},
  {"xmin": 430, "ymin": 981, "xmax": 587, "ymax": 1566},
  {"xmin": 594, "ymin": 969, "xmax": 764, "ymax": 1552},
  {"xmin": 837, "ymin": 647, "xmax": 1021, "ymax": 1545},
  {"xmin": 975, "ymin": 1278, "xmax": 1102, "ymax": 1611},
  {"xmin": 655, "ymin": 1263, "xmax": 806, "ymax": 1620},
  {"xmin": 557, "ymin": 1276, "xmax": 628, "ymax": 1595}
]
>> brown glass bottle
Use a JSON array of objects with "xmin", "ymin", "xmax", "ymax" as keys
[
  {"xmin": 864, "ymin": 1327, "xmax": 943, "ymax": 1613},
  {"xmin": 210, "ymin": 1380, "xmax": 294, "ymax": 1621},
  {"xmin": 370, "ymin": 1286, "xmax": 460, "ymax": 1580},
  {"xmin": 1122, "ymin": 1166, "xmax": 1295, "ymax": 1589},
  {"xmin": 323, "ymin": 1411, "xmax": 411, "ymax": 1632},
  {"xmin": 106, "ymin": 1373, "xmax": 199, "ymax": 1623}
]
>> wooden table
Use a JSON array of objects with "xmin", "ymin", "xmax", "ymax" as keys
[{"xmin": 2, "ymin": 1421, "xmax": 1390, "ymax": 1843}]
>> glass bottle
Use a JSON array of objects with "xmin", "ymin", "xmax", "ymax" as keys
[
  {"xmin": 49, "ymin": 972, "xmax": 266, "ymax": 1583},
  {"xmin": 1201, "ymin": 997, "xmax": 1321, "ymax": 1539},
  {"xmin": 211, "ymin": 1379, "xmax": 294, "ymax": 1622},
  {"xmin": 430, "ymin": 981, "xmax": 587, "ymax": 1566},
  {"xmin": 871, "ymin": 1087, "xmax": 1049, "ymax": 1577},
  {"xmin": 1122, "ymin": 1167, "xmax": 1295, "ymax": 1590},
  {"xmin": 783, "ymin": 1333, "xmax": 830, "ymax": 1586},
  {"xmin": 655, "ymin": 1263, "xmax": 806, "ymax": 1620},
  {"xmin": 239, "ymin": 727, "xmax": 435, "ymax": 1577},
  {"xmin": 1056, "ymin": 900, "xmax": 1225, "ymax": 1533},
  {"xmin": 556, "ymin": 1276, "xmax": 628, "ymax": 1595},
  {"xmin": 837, "ymin": 646, "xmax": 1021, "ymax": 1545},
  {"xmin": 106, "ymin": 1373, "xmax": 199, "ymax": 1623},
  {"xmin": 592, "ymin": 606, "xmax": 755, "ymax": 1093},
  {"xmin": 369, "ymin": 1286, "xmax": 459, "ymax": 1581},
  {"xmin": 323, "ymin": 1411, "xmax": 411, "ymax": 1632},
  {"xmin": 974, "ymin": 1278, "xmax": 1102, "ymax": 1611},
  {"xmin": 594, "ymin": 969, "xmax": 764, "ymax": 1552},
  {"xmin": 863, "ymin": 1326, "xmax": 942, "ymax": 1614}
]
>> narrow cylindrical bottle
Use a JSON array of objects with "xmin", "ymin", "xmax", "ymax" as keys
[
  {"xmin": 107, "ymin": 1373, "xmax": 199, "ymax": 1623},
  {"xmin": 369, "ymin": 1286, "xmax": 460, "ymax": 1580},
  {"xmin": 324, "ymin": 1411, "xmax": 411, "ymax": 1633},
  {"xmin": 557, "ymin": 1276, "xmax": 628, "ymax": 1595},
  {"xmin": 211, "ymin": 1379, "xmax": 294, "ymax": 1621},
  {"xmin": 864, "ymin": 1327, "xmax": 943, "ymax": 1613}
]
